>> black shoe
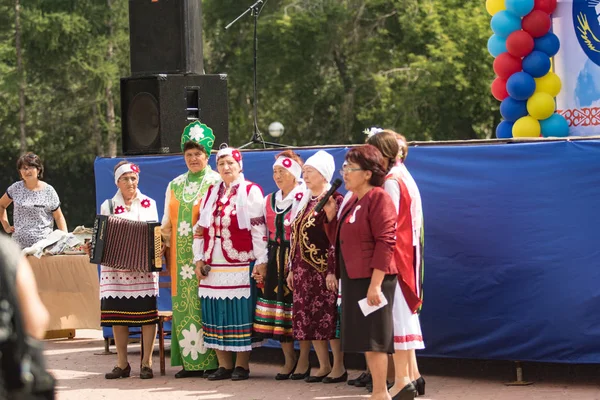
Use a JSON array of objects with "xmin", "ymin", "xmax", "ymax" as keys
[
  {"xmin": 231, "ymin": 366, "xmax": 250, "ymax": 381},
  {"xmin": 207, "ymin": 367, "xmax": 234, "ymax": 381},
  {"xmin": 275, "ymin": 368, "xmax": 295, "ymax": 380},
  {"xmin": 322, "ymin": 371, "xmax": 348, "ymax": 384},
  {"xmin": 412, "ymin": 376, "xmax": 425, "ymax": 396},
  {"xmin": 392, "ymin": 383, "xmax": 417, "ymax": 400},
  {"xmin": 140, "ymin": 366, "xmax": 154, "ymax": 379},
  {"xmin": 105, "ymin": 364, "xmax": 131, "ymax": 379},
  {"xmin": 275, "ymin": 360, "xmax": 298, "ymax": 380},
  {"xmin": 290, "ymin": 367, "xmax": 311, "ymax": 380},
  {"xmin": 305, "ymin": 374, "xmax": 328, "ymax": 383},
  {"xmin": 174, "ymin": 368, "xmax": 204, "ymax": 379},
  {"xmin": 355, "ymin": 372, "xmax": 372, "ymax": 387},
  {"xmin": 348, "ymin": 371, "xmax": 369, "ymax": 386},
  {"xmin": 202, "ymin": 368, "xmax": 218, "ymax": 379}
]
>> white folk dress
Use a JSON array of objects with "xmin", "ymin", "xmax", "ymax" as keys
[{"xmin": 99, "ymin": 190, "xmax": 160, "ymax": 327}]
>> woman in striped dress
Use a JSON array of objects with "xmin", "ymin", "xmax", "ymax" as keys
[
  {"xmin": 193, "ymin": 147, "xmax": 268, "ymax": 381},
  {"xmin": 98, "ymin": 161, "xmax": 159, "ymax": 380},
  {"xmin": 252, "ymin": 150, "xmax": 311, "ymax": 380}
]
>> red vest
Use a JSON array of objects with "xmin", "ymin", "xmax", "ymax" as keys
[
  {"xmin": 264, "ymin": 192, "xmax": 292, "ymax": 243},
  {"xmin": 386, "ymin": 173, "xmax": 422, "ymax": 313},
  {"xmin": 202, "ymin": 182, "xmax": 260, "ymax": 264}
]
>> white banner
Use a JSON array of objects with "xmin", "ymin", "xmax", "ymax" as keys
[{"xmin": 555, "ymin": 0, "xmax": 600, "ymax": 136}]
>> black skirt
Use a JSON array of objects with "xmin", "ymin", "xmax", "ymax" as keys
[
  {"xmin": 101, "ymin": 296, "xmax": 158, "ymax": 327},
  {"xmin": 340, "ymin": 254, "xmax": 397, "ymax": 354}
]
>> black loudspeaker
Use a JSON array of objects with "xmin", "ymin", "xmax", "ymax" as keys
[
  {"xmin": 128, "ymin": 0, "xmax": 203, "ymax": 76},
  {"xmin": 120, "ymin": 74, "xmax": 229, "ymax": 155}
]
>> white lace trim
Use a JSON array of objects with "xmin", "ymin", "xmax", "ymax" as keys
[
  {"xmin": 197, "ymin": 260, "xmax": 251, "ymax": 300},
  {"xmin": 100, "ymin": 267, "xmax": 159, "ymax": 299},
  {"xmin": 204, "ymin": 203, "xmax": 254, "ymax": 262}
]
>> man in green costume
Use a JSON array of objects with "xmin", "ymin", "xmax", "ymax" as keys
[{"xmin": 161, "ymin": 121, "xmax": 221, "ymax": 378}]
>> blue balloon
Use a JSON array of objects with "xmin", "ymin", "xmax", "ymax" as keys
[
  {"xmin": 496, "ymin": 120, "xmax": 514, "ymax": 139},
  {"xmin": 534, "ymin": 32, "xmax": 560, "ymax": 57},
  {"xmin": 491, "ymin": 11, "xmax": 522, "ymax": 38},
  {"xmin": 506, "ymin": 72, "xmax": 536, "ymax": 100},
  {"xmin": 540, "ymin": 113, "xmax": 569, "ymax": 137},
  {"xmin": 500, "ymin": 97, "xmax": 528, "ymax": 121},
  {"xmin": 505, "ymin": 0, "xmax": 534, "ymax": 17},
  {"xmin": 488, "ymin": 35, "xmax": 507, "ymax": 57},
  {"xmin": 522, "ymin": 51, "xmax": 551, "ymax": 78}
]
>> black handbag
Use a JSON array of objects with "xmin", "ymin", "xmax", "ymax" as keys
[{"xmin": 0, "ymin": 244, "xmax": 56, "ymax": 400}]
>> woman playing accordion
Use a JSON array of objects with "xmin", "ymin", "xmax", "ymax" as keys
[{"xmin": 99, "ymin": 161, "xmax": 159, "ymax": 380}]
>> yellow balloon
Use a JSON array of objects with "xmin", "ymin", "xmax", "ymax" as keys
[
  {"xmin": 527, "ymin": 93, "xmax": 556, "ymax": 120},
  {"xmin": 535, "ymin": 72, "xmax": 562, "ymax": 97},
  {"xmin": 486, "ymin": 0, "xmax": 506, "ymax": 16},
  {"xmin": 513, "ymin": 116, "xmax": 541, "ymax": 138}
]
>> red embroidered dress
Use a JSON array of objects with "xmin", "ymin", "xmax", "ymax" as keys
[
  {"xmin": 289, "ymin": 192, "xmax": 343, "ymax": 341},
  {"xmin": 193, "ymin": 178, "xmax": 268, "ymax": 351}
]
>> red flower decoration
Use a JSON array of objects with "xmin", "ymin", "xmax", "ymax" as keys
[
  {"xmin": 295, "ymin": 192, "xmax": 303, "ymax": 201},
  {"xmin": 141, "ymin": 199, "xmax": 151, "ymax": 208},
  {"xmin": 114, "ymin": 205, "xmax": 125, "ymax": 214},
  {"xmin": 282, "ymin": 158, "xmax": 292, "ymax": 168},
  {"xmin": 232, "ymin": 150, "xmax": 242, "ymax": 162},
  {"xmin": 130, "ymin": 164, "xmax": 140, "ymax": 173}
]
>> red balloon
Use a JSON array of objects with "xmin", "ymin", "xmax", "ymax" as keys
[
  {"xmin": 491, "ymin": 77, "xmax": 509, "ymax": 101},
  {"xmin": 493, "ymin": 53, "xmax": 522, "ymax": 80},
  {"xmin": 533, "ymin": 0, "xmax": 557, "ymax": 14},
  {"xmin": 506, "ymin": 30, "xmax": 535, "ymax": 58},
  {"xmin": 522, "ymin": 10, "xmax": 552, "ymax": 38}
]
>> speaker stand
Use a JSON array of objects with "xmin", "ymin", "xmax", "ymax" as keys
[{"xmin": 227, "ymin": 0, "xmax": 290, "ymax": 149}]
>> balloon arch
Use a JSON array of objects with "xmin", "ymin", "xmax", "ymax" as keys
[{"xmin": 487, "ymin": 0, "xmax": 570, "ymax": 138}]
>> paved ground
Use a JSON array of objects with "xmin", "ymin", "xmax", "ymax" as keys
[{"xmin": 46, "ymin": 330, "xmax": 600, "ymax": 400}]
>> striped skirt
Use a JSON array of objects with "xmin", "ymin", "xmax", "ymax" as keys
[
  {"xmin": 253, "ymin": 241, "xmax": 294, "ymax": 342},
  {"xmin": 100, "ymin": 296, "xmax": 158, "ymax": 327},
  {"xmin": 201, "ymin": 296, "xmax": 255, "ymax": 351},
  {"xmin": 198, "ymin": 260, "xmax": 257, "ymax": 352}
]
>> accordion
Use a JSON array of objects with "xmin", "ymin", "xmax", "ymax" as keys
[{"xmin": 90, "ymin": 215, "xmax": 162, "ymax": 272}]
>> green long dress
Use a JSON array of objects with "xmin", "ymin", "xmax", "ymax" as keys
[{"xmin": 163, "ymin": 167, "xmax": 220, "ymax": 370}]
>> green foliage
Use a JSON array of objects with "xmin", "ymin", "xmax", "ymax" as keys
[{"xmin": 0, "ymin": 0, "xmax": 496, "ymax": 227}]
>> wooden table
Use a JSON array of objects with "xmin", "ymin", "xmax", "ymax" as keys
[{"xmin": 27, "ymin": 255, "xmax": 100, "ymax": 338}]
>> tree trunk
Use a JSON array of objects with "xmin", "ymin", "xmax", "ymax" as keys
[
  {"xmin": 92, "ymin": 104, "xmax": 104, "ymax": 156},
  {"xmin": 15, "ymin": 0, "xmax": 26, "ymax": 154},
  {"xmin": 105, "ymin": 0, "xmax": 117, "ymax": 157},
  {"xmin": 333, "ymin": 49, "xmax": 355, "ymax": 141}
]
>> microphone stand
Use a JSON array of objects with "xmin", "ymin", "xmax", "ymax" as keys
[{"xmin": 226, "ymin": 0, "xmax": 288, "ymax": 149}]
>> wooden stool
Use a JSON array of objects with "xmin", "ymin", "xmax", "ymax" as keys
[{"xmin": 157, "ymin": 311, "xmax": 173, "ymax": 376}]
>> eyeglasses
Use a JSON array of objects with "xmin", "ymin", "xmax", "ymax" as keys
[{"xmin": 339, "ymin": 167, "xmax": 363, "ymax": 175}]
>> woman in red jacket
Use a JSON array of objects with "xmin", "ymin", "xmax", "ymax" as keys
[{"xmin": 324, "ymin": 145, "xmax": 398, "ymax": 400}]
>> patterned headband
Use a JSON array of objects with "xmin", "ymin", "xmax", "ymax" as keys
[
  {"xmin": 114, "ymin": 163, "xmax": 140, "ymax": 185},
  {"xmin": 273, "ymin": 156, "xmax": 302, "ymax": 181}
]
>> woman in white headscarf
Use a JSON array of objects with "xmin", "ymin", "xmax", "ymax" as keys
[
  {"xmin": 192, "ymin": 146, "xmax": 268, "ymax": 382},
  {"xmin": 286, "ymin": 150, "xmax": 346, "ymax": 383}
]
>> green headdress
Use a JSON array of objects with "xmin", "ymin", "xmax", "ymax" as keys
[{"xmin": 180, "ymin": 121, "xmax": 215, "ymax": 154}]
